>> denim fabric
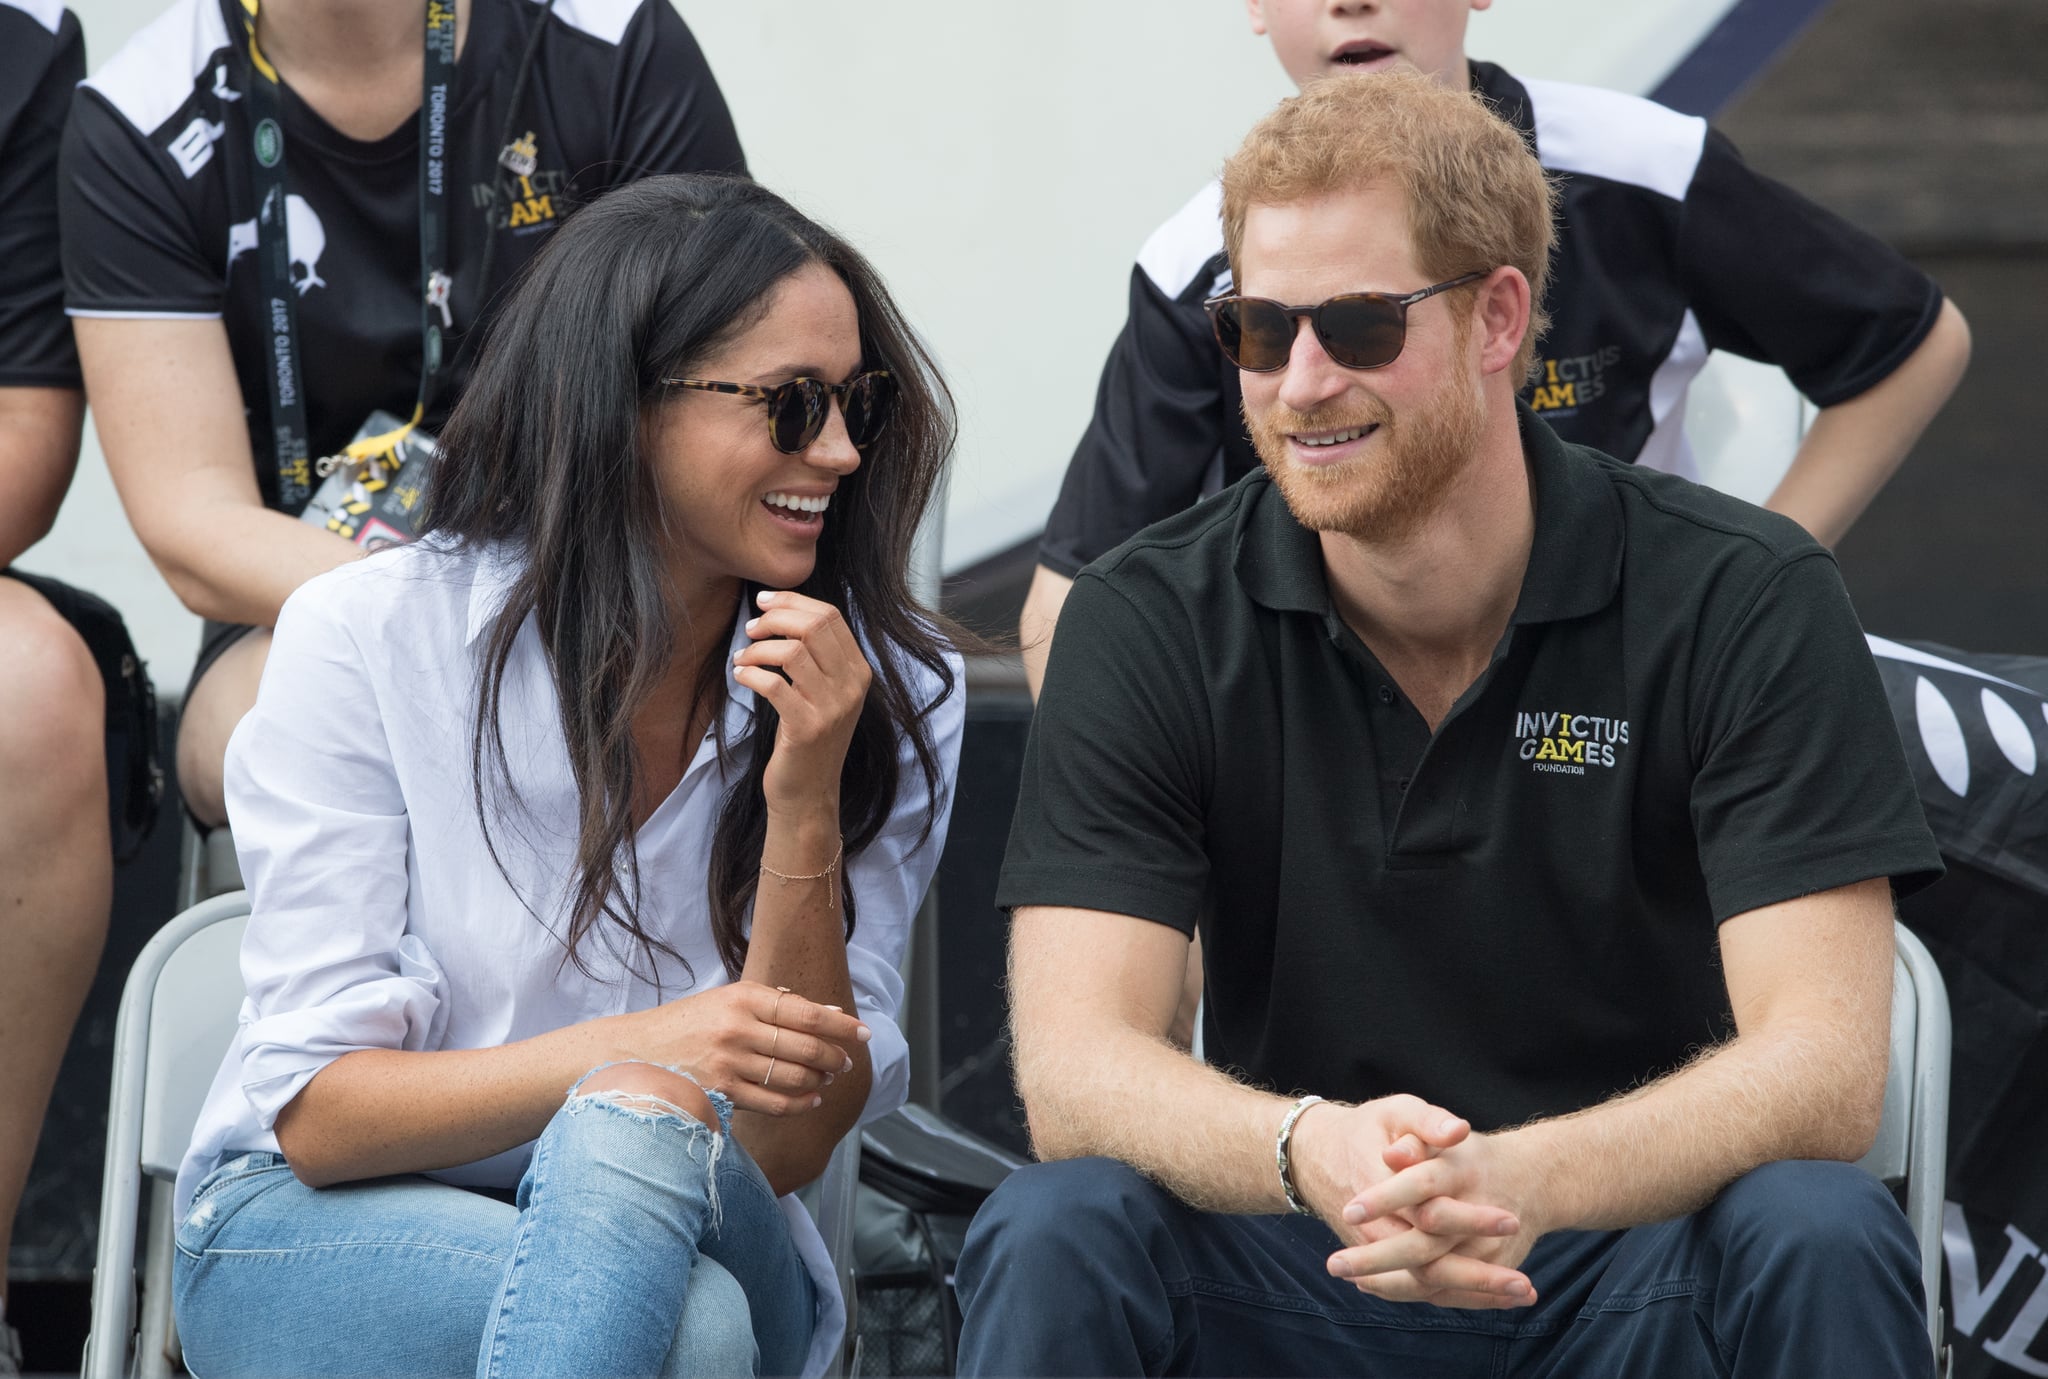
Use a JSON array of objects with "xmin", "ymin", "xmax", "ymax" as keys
[
  {"xmin": 174, "ymin": 1086, "xmax": 816, "ymax": 1378},
  {"xmin": 956, "ymin": 1157, "xmax": 1929, "ymax": 1378}
]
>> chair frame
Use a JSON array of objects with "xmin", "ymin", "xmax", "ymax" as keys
[
  {"xmin": 1871, "ymin": 922, "xmax": 1953, "ymax": 1364},
  {"xmin": 85, "ymin": 890, "xmax": 248, "ymax": 1379}
]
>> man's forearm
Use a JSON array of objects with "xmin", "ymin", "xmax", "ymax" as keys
[
  {"xmin": 1764, "ymin": 297, "xmax": 1971, "ymax": 547},
  {"xmin": 1012, "ymin": 891, "xmax": 1300, "ymax": 1216},
  {"xmin": 1017, "ymin": 1007, "xmax": 1295, "ymax": 1214},
  {"xmin": 1504, "ymin": 1017, "xmax": 1885, "ymax": 1235}
]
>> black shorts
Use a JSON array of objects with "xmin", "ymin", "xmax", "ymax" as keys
[
  {"xmin": 2, "ymin": 569, "xmax": 164, "ymax": 860},
  {"xmin": 192, "ymin": 617, "xmax": 261, "ymax": 697}
]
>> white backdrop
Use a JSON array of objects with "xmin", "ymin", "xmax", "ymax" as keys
[{"xmin": 40, "ymin": 0, "xmax": 1751, "ymax": 695}]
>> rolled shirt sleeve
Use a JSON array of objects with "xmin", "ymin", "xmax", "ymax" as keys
[
  {"xmin": 223, "ymin": 576, "xmax": 448, "ymax": 1130},
  {"xmin": 837, "ymin": 641, "xmax": 966, "ymax": 1124}
]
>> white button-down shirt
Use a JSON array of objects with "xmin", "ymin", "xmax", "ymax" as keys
[{"xmin": 178, "ymin": 538, "xmax": 964, "ymax": 1376}]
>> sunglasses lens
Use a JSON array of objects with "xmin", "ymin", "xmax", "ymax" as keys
[
  {"xmin": 844, "ymin": 372, "xmax": 894, "ymax": 448},
  {"xmin": 1213, "ymin": 298, "xmax": 1294, "ymax": 372},
  {"xmin": 769, "ymin": 381, "xmax": 828, "ymax": 453},
  {"xmin": 1316, "ymin": 295, "xmax": 1408, "ymax": 369}
]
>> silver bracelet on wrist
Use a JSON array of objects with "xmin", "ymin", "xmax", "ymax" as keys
[{"xmin": 1275, "ymin": 1093, "xmax": 1325, "ymax": 1216}]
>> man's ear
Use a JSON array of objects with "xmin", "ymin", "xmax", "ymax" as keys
[
  {"xmin": 1246, "ymin": 0, "xmax": 1270, "ymax": 38},
  {"xmin": 1475, "ymin": 267, "xmax": 1532, "ymax": 378}
]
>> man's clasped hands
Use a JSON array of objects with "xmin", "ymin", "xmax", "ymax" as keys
[{"xmin": 1291, "ymin": 1095, "xmax": 1556, "ymax": 1310}]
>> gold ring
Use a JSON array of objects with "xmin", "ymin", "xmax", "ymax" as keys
[
  {"xmin": 769, "ymin": 1026, "xmax": 782, "ymax": 1060},
  {"xmin": 762, "ymin": 1057, "xmax": 778, "ymax": 1089},
  {"xmin": 770, "ymin": 985, "xmax": 793, "ymax": 1024}
]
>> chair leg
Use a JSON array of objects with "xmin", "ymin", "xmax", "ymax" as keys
[
  {"xmin": 175, "ymin": 820, "xmax": 206, "ymax": 915},
  {"xmin": 136, "ymin": 1178, "xmax": 179, "ymax": 1379}
]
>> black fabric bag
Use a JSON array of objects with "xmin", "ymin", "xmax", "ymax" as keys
[
  {"xmin": 5, "ymin": 570, "xmax": 162, "ymax": 860},
  {"xmin": 1871, "ymin": 637, "xmax": 2048, "ymax": 1378},
  {"xmin": 851, "ymin": 1104, "xmax": 1023, "ymax": 1377}
]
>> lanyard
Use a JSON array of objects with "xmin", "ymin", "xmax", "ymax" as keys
[{"xmin": 237, "ymin": 0, "xmax": 456, "ymax": 508}]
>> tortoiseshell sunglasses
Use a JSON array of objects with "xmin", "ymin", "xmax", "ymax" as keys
[{"xmin": 663, "ymin": 370, "xmax": 894, "ymax": 454}]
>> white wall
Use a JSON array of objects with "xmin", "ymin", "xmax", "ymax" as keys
[{"xmin": 34, "ymin": 0, "xmax": 1749, "ymax": 695}]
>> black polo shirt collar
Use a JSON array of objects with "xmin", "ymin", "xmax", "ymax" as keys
[{"xmin": 1232, "ymin": 402, "xmax": 1624, "ymax": 631}]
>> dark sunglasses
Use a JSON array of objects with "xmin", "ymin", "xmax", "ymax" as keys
[
  {"xmin": 1204, "ymin": 272, "xmax": 1488, "ymax": 372},
  {"xmin": 662, "ymin": 369, "xmax": 895, "ymax": 454}
]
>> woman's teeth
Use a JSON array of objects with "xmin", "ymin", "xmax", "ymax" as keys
[{"xmin": 764, "ymin": 492, "xmax": 831, "ymax": 514}]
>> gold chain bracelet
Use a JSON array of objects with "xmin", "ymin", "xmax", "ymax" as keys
[{"xmin": 760, "ymin": 839, "xmax": 844, "ymax": 911}]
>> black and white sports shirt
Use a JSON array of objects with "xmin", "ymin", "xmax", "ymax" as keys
[
  {"xmin": 1, "ymin": 0, "xmax": 83, "ymax": 388},
  {"xmin": 61, "ymin": 0, "xmax": 744, "ymax": 512},
  {"xmin": 1038, "ymin": 60, "xmax": 1944, "ymax": 578}
]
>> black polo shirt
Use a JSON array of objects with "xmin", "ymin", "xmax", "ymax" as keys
[{"xmin": 999, "ymin": 406, "xmax": 1942, "ymax": 1132}]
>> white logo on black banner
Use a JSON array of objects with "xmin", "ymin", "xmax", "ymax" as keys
[
  {"xmin": 1945, "ymin": 1201, "xmax": 2048, "ymax": 1374},
  {"xmin": 227, "ymin": 195, "xmax": 330, "ymax": 296},
  {"xmin": 1871, "ymin": 636, "xmax": 2047, "ymax": 799}
]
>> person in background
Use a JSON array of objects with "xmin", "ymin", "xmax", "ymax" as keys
[
  {"xmin": 1021, "ymin": 0, "xmax": 1972, "ymax": 698},
  {"xmin": 62, "ymin": 0, "xmax": 747, "ymax": 833},
  {"xmin": 961, "ymin": 72, "xmax": 1941, "ymax": 1377},
  {"xmin": 170, "ymin": 174, "xmax": 967, "ymax": 1378},
  {"xmin": 0, "ymin": 6, "xmax": 160, "ymax": 1371}
]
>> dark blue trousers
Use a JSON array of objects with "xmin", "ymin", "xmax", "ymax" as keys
[{"xmin": 956, "ymin": 1157, "xmax": 1930, "ymax": 1378}]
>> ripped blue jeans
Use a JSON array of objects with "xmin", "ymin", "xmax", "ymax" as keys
[{"xmin": 172, "ymin": 1065, "xmax": 817, "ymax": 1378}]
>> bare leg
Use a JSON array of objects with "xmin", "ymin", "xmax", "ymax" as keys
[
  {"xmin": 0, "ymin": 580, "xmax": 112, "ymax": 1285},
  {"xmin": 174, "ymin": 631, "xmax": 271, "ymax": 829}
]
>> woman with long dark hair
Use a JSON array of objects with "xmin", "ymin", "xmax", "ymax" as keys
[{"xmin": 167, "ymin": 174, "xmax": 966, "ymax": 1378}]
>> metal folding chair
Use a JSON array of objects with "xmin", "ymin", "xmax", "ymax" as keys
[
  {"xmin": 84, "ymin": 890, "xmax": 867, "ymax": 1378},
  {"xmin": 172, "ymin": 819, "xmax": 240, "ymax": 915},
  {"xmin": 1858, "ymin": 920, "xmax": 1954, "ymax": 1370},
  {"xmin": 84, "ymin": 891, "xmax": 248, "ymax": 1379}
]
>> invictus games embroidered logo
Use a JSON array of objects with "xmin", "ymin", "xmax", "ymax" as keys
[
  {"xmin": 1514, "ymin": 709, "xmax": 1630, "ymax": 776},
  {"xmin": 471, "ymin": 163, "xmax": 564, "ymax": 233},
  {"xmin": 253, "ymin": 118, "xmax": 282, "ymax": 168},
  {"xmin": 1526, "ymin": 345, "xmax": 1621, "ymax": 417}
]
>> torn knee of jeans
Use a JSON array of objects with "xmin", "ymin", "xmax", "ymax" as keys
[
  {"xmin": 566, "ymin": 1061, "xmax": 734, "ymax": 1137},
  {"xmin": 562, "ymin": 1082, "xmax": 732, "ymax": 1231},
  {"xmin": 578, "ymin": 1088, "xmax": 703, "ymax": 1120}
]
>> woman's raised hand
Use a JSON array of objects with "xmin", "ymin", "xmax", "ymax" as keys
[
  {"xmin": 731, "ymin": 590, "xmax": 873, "ymax": 818},
  {"xmin": 608, "ymin": 981, "xmax": 870, "ymax": 1118}
]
